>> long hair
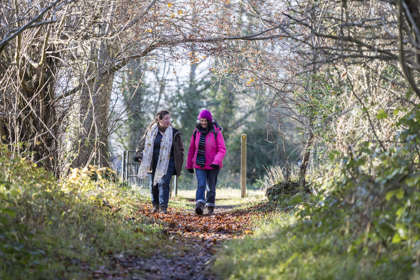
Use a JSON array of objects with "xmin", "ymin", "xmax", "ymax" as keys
[
  {"xmin": 145, "ymin": 110, "xmax": 170, "ymax": 131},
  {"xmin": 155, "ymin": 110, "xmax": 170, "ymax": 122},
  {"xmin": 138, "ymin": 110, "xmax": 171, "ymax": 145}
]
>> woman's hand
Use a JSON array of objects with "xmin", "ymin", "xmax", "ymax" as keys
[{"xmin": 210, "ymin": 164, "xmax": 219, "ymax": 169}]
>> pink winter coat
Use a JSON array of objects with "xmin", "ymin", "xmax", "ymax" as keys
[{"xmin": 186, "ymin": 127, "xmax": 226, "ymax": 170}]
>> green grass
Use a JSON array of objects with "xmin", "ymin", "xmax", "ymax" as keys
[
  {"xmin": 0, "ymin": 150, "xmax": 166, "ymax": 279},
  {"xmin": 213, "ymin": 204, "xmax": 419, "ymax": 280},
  {"xmin": 214, "ymin": 138, "xmax": 420, "ymax": 280}
]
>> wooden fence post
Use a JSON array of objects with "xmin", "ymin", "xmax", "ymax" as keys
[
  {"xmin": 241, "ymin": 134, "xmax": 247, "ymax": 198},
  {"xmin": 174, "ymin": 175, "xmax": 178, "ymax": 197},
  {"xmin": 121, "ymin": 151, "xmax": 126, "ymax": 182},
  {"xmin": 124, "ymin": 150, "xmax": 129, "ymax": 183}
]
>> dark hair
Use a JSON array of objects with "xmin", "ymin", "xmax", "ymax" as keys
[
  {"xmin": 144, "ymin": 110, "xmax": 170, "ymax": 132},
  {"xmin": 196, "ymin": 119, "xmax": 215, "ymax": 130},
  {"xmin": 155, "ymin": 110, "xmax": 170, "ymax": 122}
]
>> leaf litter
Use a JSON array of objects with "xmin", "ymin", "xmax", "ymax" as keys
[{"xmin": 90, "ymin": 202, "xmax": 271, "ymax": 280}]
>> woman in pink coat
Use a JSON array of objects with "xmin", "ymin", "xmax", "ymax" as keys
[{"xmin": 186, "ymin": 109, "xmax": 226, "ymax": 215}]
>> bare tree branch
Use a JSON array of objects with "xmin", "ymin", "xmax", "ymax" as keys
[
  {"xmin": 113, "ymin": 0, "xmax": 159, "ymax": 35},
  {"xmin": 0, "ymin": 0, "xmax": 75, "ymax": 52},
  {"xmin": 56, "ymin": 24, "xmax": 287, "ymax": 101},
  {"xmin": 398, "ymin": 0, "xmax": 420, "ymax": 98}
]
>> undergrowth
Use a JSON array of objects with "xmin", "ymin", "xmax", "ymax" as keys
[
  {"xmin": 214, "ymin": 106, "xmax": 420, "ymax": 279},
  {"xmin": 0, "ymin": 146, "xmax": 164, "ymax": 279}
]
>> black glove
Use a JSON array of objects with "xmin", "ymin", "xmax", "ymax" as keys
[
  {"xmin": 187, "ymin": 169, "xmax": 194, "ymax": 173},
  {"xmin": 210, "ymin": 164, "xmax": 219, "ymax": 169},
  {"xmin": 133, "ymin": 156, "xmax": 141, "ymax": 163}
]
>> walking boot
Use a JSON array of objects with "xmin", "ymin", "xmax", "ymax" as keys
[
  {"xmin": 152, "ymin": 205, "xmax": 159, "ymax": 213},
  {"xmin": 160, "ymin": 206, "xmax": 167, "ymax": 214},
  {"xmin": 207, "ymin": 206, "xmax": 214, "ymax": 215},
  {"xmin": 195, "ymin": 201, "xmax": 204, "ymax": 215}
]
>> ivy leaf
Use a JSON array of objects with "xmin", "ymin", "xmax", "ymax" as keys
[
  {"xmin": 376, "ymin": 109, "xmax": 388, "ymax": 120},
  {"xmin": 396, "ymin": 189, "xmax": 404, "ymax": 200},
  {"xmin": 386, "ymin": 189, "xmax": 404, "ymax": 200},
  {"xmin": 385, "ymin": 190, "xmax": 396, "ymax": 201},
  {"xmin": 391, "ymin": 233, "xmax": 401, "ymax": 244}
]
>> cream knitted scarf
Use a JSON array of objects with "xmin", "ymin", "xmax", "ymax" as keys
[{"xmin": 138, "ymin": 124, "xmax": 173, "ymax": 185}]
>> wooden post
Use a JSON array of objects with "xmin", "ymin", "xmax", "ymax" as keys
[
  {"xmin": 121, "ymin": 151, "xmax": 126, "ymax": 182},
  {"xmin": 174, "ymin": 175, "xmax": 178, "ymax": 197},
  {"xmin": 124, "ymin": 150, "xmax": 129, "ymax": 183},
  {"xmin": 170, "ymin": 176, "xmax": 179, "ymax": 197},
  {"xmin": 241, "ymin": 134, "xmax": 247, "ymax": 198}
]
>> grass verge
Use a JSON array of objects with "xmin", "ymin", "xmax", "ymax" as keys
[
  {"xmin": 213, "ymin": 194, "xmax": 419, "ymax": 280},
  {"xmin": 0, "ymin": 147, "xmax": 165, "ymax": 279}
]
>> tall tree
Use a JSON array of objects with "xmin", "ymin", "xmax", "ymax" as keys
[
  {"xmin": 0, "ymin": 0, "xmax": 74, "ymax": 175},
  {"xmin": 0, "ymin": 0, "xmax": 298, "ymax": 175}
]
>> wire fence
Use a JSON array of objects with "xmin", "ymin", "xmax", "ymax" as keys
[{"xmin": 120, "ymin": 150, "xmax": 146, "ymax": 187}]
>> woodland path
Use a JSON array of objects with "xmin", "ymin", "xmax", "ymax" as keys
[{"xmin": 91, "ymin": 201, "xmax": 267, "ymax": 280}]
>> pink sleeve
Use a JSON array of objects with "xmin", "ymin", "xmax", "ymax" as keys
[
  {"xmin": 186, "ymin": 132, "xmax": 196, "ymax": 169},
  {"xmin": 212, "ymin": 131, "xmax": 226, "ymax": 165}
]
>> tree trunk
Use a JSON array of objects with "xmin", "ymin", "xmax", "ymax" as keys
[
  {"xmin": 404, "ymin": 0, "xmax": 420, "ymax": 63},
  {"xmin": 70, "ymin": 0, "xmax": 116, "ymax": 169},
  {"xmin": 71, "ymin": 42, "xmax": 114, "ymax": 168},
  {"xmin": 299, "ymin": 130, "xmax": 314, "ymax": 189},
  {"xmin": 1, "ymin": 27, "xmax": 60, "ymax": 175}
]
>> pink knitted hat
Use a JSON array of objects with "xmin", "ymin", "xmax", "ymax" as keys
[{"xmin": 198, "ymin": 109, "xmax": 213, "ymax": 122}]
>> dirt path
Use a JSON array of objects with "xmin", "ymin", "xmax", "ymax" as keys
[{"xmin": 93, "ymin": 203, "xmax": 262, "ymax": 280}]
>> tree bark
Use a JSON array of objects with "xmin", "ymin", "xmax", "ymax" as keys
[
  {"xmin": 2, "ymin": 26, "xmax": 61, "ymax": 174},
  {"xmin": 71, "ymin": 41, "xmax": 114, "ymax": 168},
  {"xmin": 299, "ymin": 129, "xmax": 314, "ymax": 189}
]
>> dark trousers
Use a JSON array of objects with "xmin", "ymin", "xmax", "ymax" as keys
[
  {"xmin": 195, "ymin": 168, "xmax": 219, "ymax": 207},
  {"xmin": 149, "ymin": 159, "xmax": 175, "ymax": 209}
]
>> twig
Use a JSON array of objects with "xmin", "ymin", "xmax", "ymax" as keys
[{"xmin": 0, "ymin": 0, "xmax": 73, "ymax": 52}]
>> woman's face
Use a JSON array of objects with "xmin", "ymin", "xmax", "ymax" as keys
[
  {"xmin": 158, "ymin": 113, "xmax": 171, "ymax": 128},
  {"xmin": 199, "ymin": 118, "xmax": 208, "ymax": 128}
]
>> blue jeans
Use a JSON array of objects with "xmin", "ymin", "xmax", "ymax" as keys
[
  {"xmin": 149, "ymin": 159, "xmax": 175, "ymax": 209},
  {"xmin": 195, "ymin": 168, "xmax": 219, "ymax": 207}
]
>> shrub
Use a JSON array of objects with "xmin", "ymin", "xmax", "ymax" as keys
[{"xmin": 0, "ymin": 145, "xmax": 163, "ymax": 279}]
